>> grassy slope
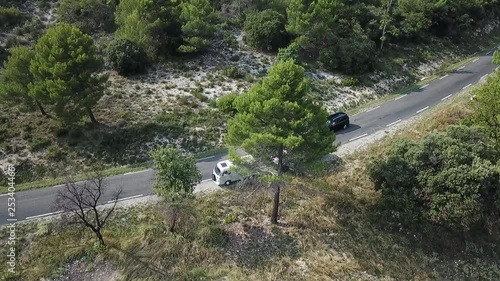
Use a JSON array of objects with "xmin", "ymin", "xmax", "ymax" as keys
[{"xmin": 2, "ymin": 87, "xmax": 499, "ymax": 281}]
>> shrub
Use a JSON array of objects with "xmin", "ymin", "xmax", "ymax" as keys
[
  {"xmin": 57, "ymin": 0, "xmax": 116, "ymax": 34},
  {"xmin": 277, "ymin": 41, "xmax": 300, "ymax": 64},
  {"xmin": 368, "ymin": 126, "xmax": 500, "ymax": 232},
  {"xmin": 222, "ymin": 66, "xmax": 244, "ymax": 79},
  {"xmin": 216, "ymin": 93, "xmax": 238, "ymax": 115},
  {"xmin": 243, "ymin": 9, "xmax": 288, "ymax": 51},
  {"xmin": 222, "ymin": 30, "xmax": 238, "ymax": 49},
  {"xmin": 30, "ymin": 138, "xmax": 52, "ymax": 151},
  {"xmin": 105, "ymin": 38, "xmax": 148, "ymax": 75},
  {"xmin": 319, "ymin": 36, "xmax": 376, "ymax": 75},
  {"xmin": 0, "ymin": 7, "xmax": 25, "ymax": 29},
  {"xmin": 46, "ymin": 145, "xmax": 66, "ymax": 161}
]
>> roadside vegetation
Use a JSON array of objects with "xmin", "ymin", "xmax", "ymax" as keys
[
  {"xmin": 1, "ymin": 0, "xmax": 500, "ymax": 188},
  {"xmin": 2, "ymin": 63, "xmax": 499, "ymax": 280}
]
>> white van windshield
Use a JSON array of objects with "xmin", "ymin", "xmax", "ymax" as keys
[{"xmin": 214, "ymin": 166, "xmax": 221, "ymax": 176}]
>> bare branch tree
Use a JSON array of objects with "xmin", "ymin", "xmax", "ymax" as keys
[{"xmin": 56, "ymin": 168, "xmax": 122, "ymax": 246}]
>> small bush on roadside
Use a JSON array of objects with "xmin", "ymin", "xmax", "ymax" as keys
[{"xmin": 368, "ymin": 125, "xmax": 500, "ymax": 233}]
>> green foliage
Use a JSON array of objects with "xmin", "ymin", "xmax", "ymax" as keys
[
  {"xmin": 493, "ymin": 50, "xmax": 500, "ymax": 65},
  {"xmin": 369, "ymin": 126, "xmax": 500, "ymax": 232},
  {"xmin": 226, "ymin": 60, "xmax": 335, "ymax": 173},
  {"xmin": 0, "ymin": 46, "xmax": 36, "ymax": 110},
  {"xmin": 243, "ymin": 9, "xmax": 288, "ymax": 51},
  {"xmin": 115, "ymin": 0, "xmax": 182, "ymax": 58},
  {"xmin": 0, "ymin": 6, "xmax": 25, "ymax": 29},
  {"xmin": 57, "ymin": 0, "xmax": 116, "ymax": 34},
  {"xmin": 105, "ymin": 38, "xmax": 148, "ymax": 75},
  {"xmin": 222, "ymin": 66, "xmax": 244, "ymax": 79},
  {"xmin": 178, "ymin": 0, "xmax": 217, "ymax": 53},
  {"xmin": 277, "ymin": 41, "xmax": 300, "ymax": 64},
  {"xmin": 216, "ymin": 92, "xmax": 238, "ymax": 115},
  {"xmin": 29, "ymin": 23, "xmax": 106, "ymax": 123},
  {"xmin": 150, "ymin": 146, "xmax": 202, "ymax": 200},
  {"xmin": 471, "ymin": 71, "xmax": 500, "ymax": 144},
  {"xmin": 319, "ymin": 36, "xmax": 376, "ymax": 74}
]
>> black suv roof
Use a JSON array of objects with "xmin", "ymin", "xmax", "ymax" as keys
[{"xmin": 328, "ymin": 112, "xmax": 347, "ymax": 120}]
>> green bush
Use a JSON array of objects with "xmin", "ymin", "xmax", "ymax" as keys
[
  {"xmin": 222, "ymin": 66, "xmax": 244, "ymax": 79},
  {"xmin": 369, "ymin": 126, "xmax": 500, "ymax": 232},
  {"xmin": 46, "ymin": 145, "xmax": 66, "ymax": 161},
  {"xmin": 243, "ymin": 9, "xmax": 288, "ymax": 51},
  {"xmin": 0, "ymin": 7, "xmax": 25, "ymax": 29},
  {"xmin": 319, "ymin": 36, "xmax": 376, "ymax": 75},
  {"xmin": 216, "ymin": 93, "xmax": 238, "ymax": 115},
  {"xmin": 30, "ymin": 138, "xmax": 52, "ymax": 151},
  {"xmin": 57, "ymin": 0, "xmax": 116, "ymax": 34},
  {"xmin": 105, "ymin": 38, "xmax": 148, "ymax": 76},
  {"xmin": 277, "ymin": 41, "xmax": 300, "ymax": 64}
]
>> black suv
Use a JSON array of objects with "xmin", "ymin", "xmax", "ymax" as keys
[{"xmin": 327, "ymin": 112, "xmax": 350, "ymax": 131}]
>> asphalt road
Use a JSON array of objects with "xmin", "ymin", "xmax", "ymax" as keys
[{"xmin": 1, "ymin": 50, "xmax": 497, "ymax": 225}]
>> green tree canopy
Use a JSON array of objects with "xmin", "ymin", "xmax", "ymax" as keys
[
  {"xmin": 115, "ymin": 0, "xmax": 182, "ymax": 57},
  {"xmin": 226, "ymin": 60, "xmax": 335, "ymax": 223},
  {"xmin": 369, "ymin": 126, "xmax": 500, "ymax": 232},
  {"xmin": 150, "ymin": 146, "xmax": 202, "ymax": 199},
  {"xmin": 178, "ymin": 0, "xmax": 217, "ymax": 53},
  {"xmin": 29, "ymin": 23, "xmax": 106, "ymax": 124},
  {"xmin": 0, "ymin": 46, "xmax": 46, "ymax": 114},
  {"xmin": 243, "ymin": 9, "xmax": 288, "ymax": 51}
]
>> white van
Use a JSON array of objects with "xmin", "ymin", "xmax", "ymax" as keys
[
  {"xmin": 212, "ymin": 155, "xmax": 254, "ymax": 186},
  {"xmin": 212, "ymin": 160, "xmax": 241, "ymax": 186}
]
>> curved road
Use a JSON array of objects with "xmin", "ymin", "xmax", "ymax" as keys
[{"xmin": 1, "ymin": 50, "xmax": 497, "ymax": 225}]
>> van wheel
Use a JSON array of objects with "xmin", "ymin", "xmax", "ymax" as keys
[
  {"xmin": 224, "ymin": 180, "xmax": 232, "ymax": 186},
  {"xmin": 343, "ymin": 122, "xmax": 349, "ymax": 129}
]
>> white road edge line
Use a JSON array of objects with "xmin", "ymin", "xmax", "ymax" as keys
[
  {"xmin": 439, "ymin": 74, "xmax": 449, "ymax": 80},
  {"xmin": 0, "ymin": 193, "xmax": 9, "ymax": 197},
  {"xmin": 386, "ymin": 119, "xmax": 402, "ymax": 127},
  {"xmin": 420, "ymin": 84, "xmax": 429, "ymax": 90},
  {"xmin": 107, "ymin": 194, "xmax": 144, "ymax": 204},
  {"xmin": 441, "ymin": 94, "xmax": 453, "ymax": 101},
  {"xmin": 480, "ymin": 74, "xmax": 488, "ymax": 80},
  {"xmin": 472, "ymin": 58, "xmax": 479, "ymax": 63},
  {"xmin": 349, "ymin": 133, "xmax": 369, "ymax": 142},
  {"xmin": 458, "ymin": 66, "xmax": 465, "ymax": 70},
  {"xmin": 197, "ymin": 155, "xmax": 215, "ymax": 161},
  {"xmin": 416, "ymin": 106, "xmax": 430, "ymax": 114},
  {"xmin": 26, "ymin": 211, "xmax": 63, "ymax": 220},
  {"xmin": 394, "ymin": 94, "xmax": 407, "ymax": 101},
  {"xmin": 124, "ymin": 170, "xmax": 147, "ymax": 176},
  {"xmin": 365, "ymin": 105, "xmax": 381, "ymax": 113},
  {"xmin": 201, "ymin": 179, "xmax": 211, "ymax": 183},
  {"xmin": 462, "ymin": 83, "xmax": 472, "ymax": 90}
]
